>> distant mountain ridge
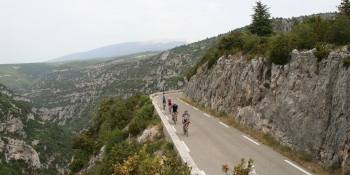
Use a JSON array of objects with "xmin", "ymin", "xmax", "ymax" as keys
[{"xmin": 48, "ymin": 40, "xmax": 187, "ymax": 62}]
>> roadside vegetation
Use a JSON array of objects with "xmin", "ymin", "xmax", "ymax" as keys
[
  {"xmin": 69, "ymin": 92, "xmax": 191, "ymax": 174},
  {"xmin": 186, "ymin": 0, "xmax": 350, "ymax": 80}
]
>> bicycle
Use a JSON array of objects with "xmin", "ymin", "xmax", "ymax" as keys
[
  {"xmin": 168, "ymin": 105, "xmax": 172, "ymax": 113},
  {"xmin": 163, "ymin": 102, "xmax": 166, "ymax": 110},
  {"xmin": 184, "ymin": 122, "xmax": 190, "ymax": 137},
  {"xmin": 172, "ymin": 112, "xmax": 177, "ymax": 125}
]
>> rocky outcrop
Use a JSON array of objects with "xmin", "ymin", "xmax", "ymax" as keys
[
  {"xmin": 184, "ymin": 49, "xmax": 350, "ymax": 170},
  {"xmin": 0, "ymin": 117, "xmax": 26, "ymax": 138},
  {"xmin": 1, "ymin": 137, "xmax": 41, "ymax": 168}
]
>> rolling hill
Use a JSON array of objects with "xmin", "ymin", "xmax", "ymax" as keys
[{"xmin": 48, "ymin": 40, "xmax": 187, "ymax": 62}]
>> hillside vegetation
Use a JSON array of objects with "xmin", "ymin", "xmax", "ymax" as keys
[
  {"xmin": 0, "ymin": 51, "xmax": 160, "ymax": 91},
  {"xmin": 0, "ymin": 83, "xmax": 73, "ymax": 174},
  {"xmin": 22, "ymin": 37, "xmax": 218, "ymax": 133},
  {"xmin": 69, "ymin": 92, "xmax": 191, "ymax": 174},
  {"xmin": 187, "ymin": 2, "xmax": 349, "ymax": 79}
]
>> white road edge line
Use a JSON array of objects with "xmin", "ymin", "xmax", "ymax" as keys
[
  {"xmin": 165, "ymin": 115, "xmax": 169, "ymax": 120},
  {"xmin": 193, "ymin": 107, "xmax": 199, "ymax": 110},
  {"xmin": 219, "ymin": 122, "xmax": 229, "ymax": 128},
  {"xmin": 182, "ymin": 141, "xmax": 190, "ymax": 152},
  {"xmin": 186, "ymin": 103, "xmax": 189, "ymax": 105},
  {"xmin": 171, "ymin": 125, "xmax": 176, "ymax": 132},
  {"xmin": 242, "ymin": 135, "xmax": 260, "ymax": 145},
  {"xmin": 204, "ymin": 113, "xmax": 211, "ymax": 117},
  {"xmin": 199, "ymin": 170, "xmax": 206, "ymax": 175},
  {"xmin": 162, "ymin": 110, "xmax": 165, "ymax": 113},
  {"xmin": 284, "ymin": 160, "xmax": 312, "ymax": 175}
]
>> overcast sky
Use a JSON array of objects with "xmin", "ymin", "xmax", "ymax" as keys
[{"xmin": 0, "ymin": 0, "xmax": 339, "ymax": 64}]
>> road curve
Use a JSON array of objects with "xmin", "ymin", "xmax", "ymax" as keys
[{"xmin": 154, "ymin": 92, "xmax": 313, "ymax": 175}]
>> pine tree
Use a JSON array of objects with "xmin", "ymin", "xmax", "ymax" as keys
[
  {"xmin": 248, "ymin": 1, "xmax": 273, "ymax": 36},
  {"xmin": 338, "ymin": 0, "xmax": 350, "ymax": 16}
]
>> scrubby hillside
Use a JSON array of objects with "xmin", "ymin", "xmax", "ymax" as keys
[
  {"xmin": 68, "ymin": 92, "xmax": 190, "ymax": 174},
  {"xmin": 23, "ymin": 37, "xmax": 218, "ymax": 132},
  {"xmin": 0, "ymin": 83, "xmax": 73, "ymax": 174}
]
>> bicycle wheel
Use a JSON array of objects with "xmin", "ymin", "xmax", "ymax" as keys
[
  {"xmin": 186, "ymin": 125, "xmax": 188, "ymax": 137},
  {"xmin": 173, "ymin": 114, "xmax": 176, "ymax": 125}
]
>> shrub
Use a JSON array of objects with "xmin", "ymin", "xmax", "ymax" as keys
[
  {"xmin": 263, "ymin": 83, "xmax": 270, "ymax": 89},
  {"xmin": 343, "ymin": 55, "xmax": 350, "ymax": 68},
  {"xmin": 297, "ymin": 150, "xmax": 313, "ymax": 162},
  {"xmin": 269, "ymin": 35, "xmax": 291, "ymax": 65},
  {"xmin": 222, "ymin": 158, "xmax": 254, "ymax": 175},
  {"xmin": 113, "ymin": 145, "xmax": 191, "ymax": 175},
  {"xmin": 324, "ymin": 15, "xmax": 350, "ymax": 45},
  {"xmin": 313, "ymin": 42, "xmax": 330, "ymax": 62},
  {"xmin": 290, "ymin": 23, "xmax": 318, "ymax": 50},
  {"xmin": 242, "ymin": 32, "xmax": 261, "ymax": 55},
  {"xmin": 218, "ymin": 32, "xmax": 243, "ymax": 57},
  {"xmin": 281, "ymin": 146, "xmax": 292, "ymax": 153}
]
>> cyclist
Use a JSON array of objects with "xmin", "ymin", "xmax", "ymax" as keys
[
  {"xmin": 162, "ymin": 95, "xmax": 166, "ymax": 103},
  {"xmin": 167, "ymin": 97, "xmax": 172, "ymax": 106},
  {"xmin": 172, "ymin": 102, "xmax": 178, "ymax": 121},
  {"xmin": 162, "ymin": 95, "xmax": 166, "ymax": 110},
  {"xmin": 182, "ymin": 110, "xmax": 190, "ymax": 133}
]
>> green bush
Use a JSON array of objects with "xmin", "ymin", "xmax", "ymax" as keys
[
  {"xmin": 263, "ymin": 83, "xmax": 270, "ymax": 89},
  {"xmin": 343, "ymin": 55, "xmax": 350, "ymax": 68},
  {"xmin": 313, "ymin": 42, "xmax": 330, "ymax": 61},
  {"xmin": 324, "ymin": 14, "xmax": 350, "ymax": 45},
  {"xmin": 217, "ymin": 31, "xmax": 243, "ymax": 57},
  {"xmin": 297, "ymin": 150, "xmax": 313, "ymax": 162},
  {"xmin": 290, "ymin": 23, "xmax": 318, "ymax": 49},
  {"xmin": 222, "ymin": 158, "xmax": 254, "ymax": 175},
  {"xmin": 269, "ymin": 35, "xmax": 291, "ymax": 65},
  {"xmin": 69, "ymin": 150, "xmax": 90, "ymax": 173},
  {"xmin": 242, "ymin": 32, "xmax": 261, "ymax": 55}
]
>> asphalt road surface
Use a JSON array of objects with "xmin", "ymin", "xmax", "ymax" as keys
[{"xmin": 154, "ymin": 92, "xmax": 313, "ymax": 175}]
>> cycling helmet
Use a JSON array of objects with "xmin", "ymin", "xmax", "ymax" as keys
[{"xmin": 185, "ymin": 110, "xmax": 188, "ymax": 112}]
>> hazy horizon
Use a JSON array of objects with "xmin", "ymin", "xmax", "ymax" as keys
[{"xmin": 0, "ymin": 0, "xmax": 339, "ymax": 64}]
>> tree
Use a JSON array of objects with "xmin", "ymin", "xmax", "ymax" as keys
[
  {"xmin": 270, "ymin": 35, "xmax": 291, "ymax": 65},
  {"xmin": 248, "ymin": 1, "xmax": 273, "ymax": 37},
  {"xmin": 338, "ymin": 0, "xmax": 350, "ymax": 16}
]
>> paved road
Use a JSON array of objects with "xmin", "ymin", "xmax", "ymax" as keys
[{"xmin": 154, "ymin": 92, "xmax": 312, "ymax": 175}]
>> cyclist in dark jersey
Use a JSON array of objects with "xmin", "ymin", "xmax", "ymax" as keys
[{"xmin": 172, "ymin": 102, "xmax": 178, "ymax": 121}]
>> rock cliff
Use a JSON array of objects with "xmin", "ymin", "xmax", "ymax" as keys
[
  {"xmin": 0, "ymin": 84, "xmax": 73, "ymax": 174},
  {"xmin": 1, "ymin": 137, "xmax": 41, "ymax": 168},
  {"xmin": 184, "ymin": 49, "xmax": 350, "ymax": 170}
]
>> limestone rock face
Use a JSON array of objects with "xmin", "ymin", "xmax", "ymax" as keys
[
  {"xmin": 0, "ymin": 117, "xmax": 26, "ymax": 138},
  {"xmin": 1, "ymin": 137, "xmax": 41, "ymax": 168},
  {"xmin": 184, "ymin": 50, "xmax": 350, "ymax": 170}
]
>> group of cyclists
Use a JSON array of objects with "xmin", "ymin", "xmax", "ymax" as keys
[{"xmin": 162, "ymin": 95, "xmax": 190, "ymax": 134}]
